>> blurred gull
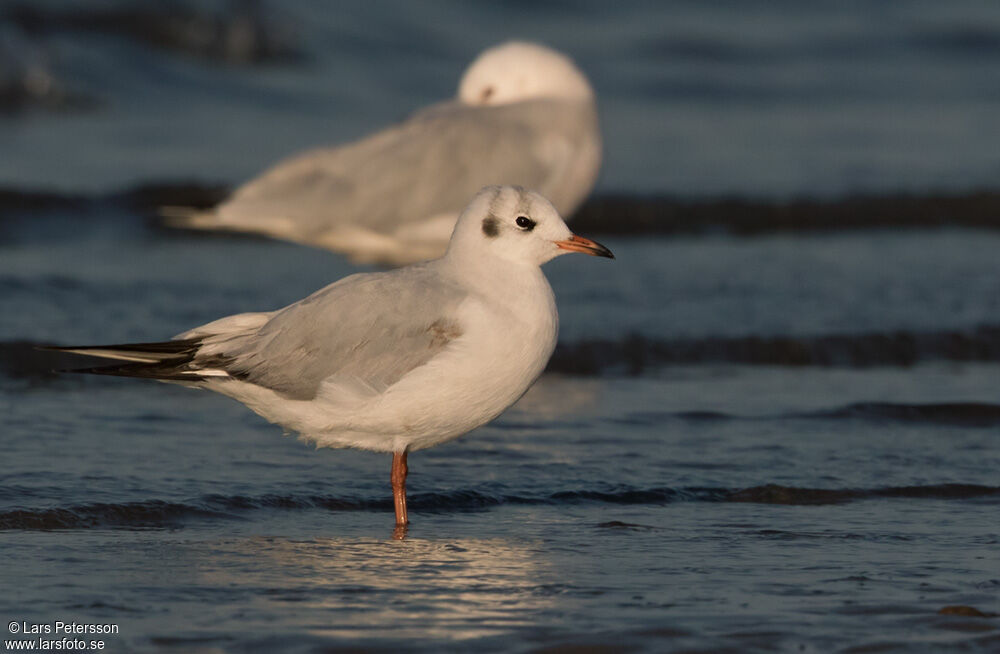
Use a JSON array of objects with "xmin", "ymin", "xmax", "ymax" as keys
[
  {"xmin": 164, "ymin": 42, "xmax": 601, "ymax": 264},
  {"xmin": 56, "ymin": 186, "xmax": 613, "ymax": 535}
]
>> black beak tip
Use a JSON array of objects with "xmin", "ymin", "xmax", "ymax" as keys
[{"xmin": 595, "ymin": 242, "xmax": 615, "ymax": 259}]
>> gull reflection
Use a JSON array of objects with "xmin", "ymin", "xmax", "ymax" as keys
[{"xmin": 199, "ymin": 535, "xmax": 555, "ymax": 641}]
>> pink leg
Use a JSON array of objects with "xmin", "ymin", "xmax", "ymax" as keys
[{"xmin": 391, "ymin": 450, "xmax": 409, "ymax": 528}]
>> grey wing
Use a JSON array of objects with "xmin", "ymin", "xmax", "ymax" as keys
[
  {"xmin": 201, "ymin": 267, "xmax": 467, "ymax": 400},
  {"xmin": 212, "ymin": 99, "xmax": 594, "ymax": 238}
]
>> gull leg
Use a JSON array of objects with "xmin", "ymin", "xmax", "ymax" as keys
[{"xmin": 391, "ymin": 450, "xmax": 409, "ymax": 535}]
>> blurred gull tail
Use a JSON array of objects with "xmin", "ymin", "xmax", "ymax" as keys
[{"xmin": 158, "ymin": 205, "xmax": 222, "ymax": 230}]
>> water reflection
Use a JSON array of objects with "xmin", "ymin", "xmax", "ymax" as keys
[
  {"xmin": 196, "ymin": 535, "xmax": 553, "ymax": 641},
  {"xmin": 510, "ymin": 374, "xmax": 604, "ymax": 420}
]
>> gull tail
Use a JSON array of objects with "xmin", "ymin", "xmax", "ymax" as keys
[
  {"xmin": 43, "ymin": 339, "xmax": 225, "ymax": 382},
  {"xmin": 159, "ymin": 206, "xmax": 224, "ymax": 230}
]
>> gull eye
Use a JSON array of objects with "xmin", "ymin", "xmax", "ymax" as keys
[{"xmin": 515, "ymin": 216, "xmax": 535, "ymax": 231}]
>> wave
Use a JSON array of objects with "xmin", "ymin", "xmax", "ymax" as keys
[
  {"xmin": 6, "ymin": 326, "xmax": 1000, "ymax": 381},
  {"xmin": 4, "ymin": 183, "xmax": 1000, "ymax": 236},
  {"xmin": 2, "ymin": 483, "xmax": 996, "ymax": 530},
  {"xmin": 726, "ymin": 483, "xmax": 1000, "ymax": 505},
  {"xmin": 645, "ymin": 402, "xmax": 1000, "ymax": 427},
  {"xmin": 0, "ymin": 494, "xmax": 383, "ymax": 530},
  {"xmin": 546, "ymin": 326, "xmax": 1000, "ymax": 373},
  {"xmin": 806, "ymin": 401, "xmax": 1000, "ymax": 427},
  {"xmin": 0, "ymin": 183, "xmax": 225, "ymax": 217},
  {"xmin": 4, "ymin": 3, "xmax": 302, "ymax": 67},
  {"xmin": 571, "ymin": 191, "xmax": 1000, "ymax": 235}
]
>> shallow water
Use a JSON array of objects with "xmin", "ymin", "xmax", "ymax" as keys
[
  {"xmin": 3, "ymin": 367, "xmax": 999, "ymax": 653},
  {"xmin": 2, "ymin": 208, "xmax": 999, "ymax": 652},
  {"xmin": 2, "ymin": 0, "xmax": 1000, "ymax": 196},
  {"xmin": 2, "ymin": 2, "xmax": 1000, "ymax": 652}
]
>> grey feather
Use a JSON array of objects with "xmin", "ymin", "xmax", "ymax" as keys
[
  {"xmin": 199, "ymin": 265, "xmax": 467, "ymax": 400},
  {"xmin": 53, "ymin": 272, "xmax": 468, "ymax": 400},
  {"xmin": 204, "ymin": 99, "xmax": 597, "ymax": 239}
]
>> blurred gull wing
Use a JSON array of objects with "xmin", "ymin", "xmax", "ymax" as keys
[{"xmin": 172, "ymin": 98, "xmax": 599, "ymax": 264}]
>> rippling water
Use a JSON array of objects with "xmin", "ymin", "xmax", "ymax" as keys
[
  {"xmin": 2, "ymin": 0, "xmax": 1000, "ymax": 196},
  {"xmin": 3, "ymin": 207, "xmax": 998, "ymax": 652},
  {"xmin": 2, "ymin": 1, "xmax": 1000, "ymax": 653}
]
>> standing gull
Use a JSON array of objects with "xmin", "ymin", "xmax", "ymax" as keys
[
  {"xmin": 56, "ymin": 186, "xmax": 613, "ymax": 534},
  {"xmin": 164, "ymin": 42, "xmax": 601, "ymax": 265}
]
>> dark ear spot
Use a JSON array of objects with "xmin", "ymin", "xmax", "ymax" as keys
[
  {"xmin": 480, "ymin": 86, "xmax": 495, "ymax": 102},
  {"xmin": 481, "ymin": 215, "xmax": 500, "ymax": 237}
]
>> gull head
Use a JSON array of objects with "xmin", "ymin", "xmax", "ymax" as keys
[
  {"xmin": 446, "ymin": 186, "xmax": 613, "ymax": 267},
  {"xmin": 458, "ymin": 41, "xmax": 595, "ymax": 106}
]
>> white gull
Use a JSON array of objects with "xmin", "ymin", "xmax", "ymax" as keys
[
  {"xmin": 58, "ymin": 186, "xmax": 613, "ymax": 534},
  {"xmin": 164, "ymin": 42, "xmax": 602, "ymax": 265}
]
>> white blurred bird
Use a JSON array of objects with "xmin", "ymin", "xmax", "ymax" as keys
[
  {"xmin": 163, "ymin": 42, "xmax": 601, "ymax": 265},
  {"xmin": 57, "ymin": 186, "xmax": 613, "ymax": 533}
]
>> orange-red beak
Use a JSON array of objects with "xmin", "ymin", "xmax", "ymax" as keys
[{"xmin": 554, "ymin": 234, "xmax": 614, "ymax": 259}]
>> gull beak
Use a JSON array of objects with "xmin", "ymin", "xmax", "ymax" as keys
[{"xmin": 555, "ymin": 234, "xmax": 615, "ymax": 259}]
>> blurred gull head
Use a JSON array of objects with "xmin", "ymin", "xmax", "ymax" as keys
[{"xmin": 458, "ymin": 41, "xmax": 595, "ymax": 105}]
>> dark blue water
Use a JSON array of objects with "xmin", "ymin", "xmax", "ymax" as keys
[
  {"xmin": 2, "ymin": 2, "xmax": 1000, "ymax": 653},
  {"xmin": 2, "ymin": 0, "xmax": 1000, "ymax": 196}
]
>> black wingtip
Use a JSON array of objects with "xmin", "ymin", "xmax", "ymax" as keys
[{"xmin": 33, "ymin": 338, "xmax": 207, "ymax": 381}]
